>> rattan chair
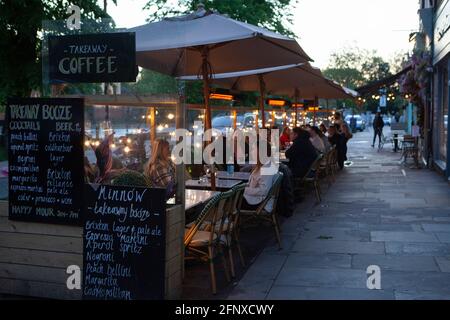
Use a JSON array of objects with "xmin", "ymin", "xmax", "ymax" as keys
[
  {"xmin": 321, "ymin": 145, "xmax": 337, "ymax": 186},
  {"xmin": 240, "ymin": 172, "xmax": 284, "ymax": 249},
  {"xmin": 303, "ymin": 154, "xmax": 324, "ymax": 203},
  {"xmin": 222, "ymin": 183, "xmax": 247, "ymax": 277},
  {"xmin": 184, "ymin": 191, "xmax": 233, "ymax": 294},
  {"xmin": 294, "ymin": 154, "xmax": 324, "ymax": 204}
]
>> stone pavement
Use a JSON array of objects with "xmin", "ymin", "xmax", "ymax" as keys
[{"xmin": 228, "ymin": 128, "xmax": 450, "ymax": 300}]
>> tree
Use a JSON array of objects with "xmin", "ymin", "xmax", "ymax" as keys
[
  {"xmin": 143, "ymin": 0, "xmax": 297, "ymax": 36},
  {"xmin": 0, "ymin": 0, "xmax": 108, "ymax": 104},
  {"xmin": 323, "ymin": 46, "xmax": 404, "ymax": 113},
  {"xmin": 324, "ymin": 47, "xmax": 392, "ymax": 89}
]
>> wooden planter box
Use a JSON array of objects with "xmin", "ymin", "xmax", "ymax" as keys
[{"xmin": 0, "ymin": 201, "xmax": 184, "ymax": 300}]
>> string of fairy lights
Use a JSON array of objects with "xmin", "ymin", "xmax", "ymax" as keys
[{"xmin": 84, "ymin": 102, "xmax": 337, "ymax": 158}]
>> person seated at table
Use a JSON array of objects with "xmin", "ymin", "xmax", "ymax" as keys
[
  {"xmin": 308, "ymin": 126, "xmax": 325, "ymax": 153},
  {"xmin": 280, "ymin": 127, "xmax": 291, "ymax": 150},
  {"xmin": 312, "ymin": 126, "xmax": 332, "ymax": 153},
  {"xmin": 242, "ymin": 141, "xmax": 277, "ymax": 211},
  {"xmin": 319, "ymin": 123, "xmax": 328, "ymax": 136},
  {"xmin": 285, "ymin": 127, "xmax": 318, "ymax": 179},
  {"xmin": 145, "ymin": 138, "xmax": 176, "ymax": 198},
  {"xmin": 94, "ymin": 134, "xmax": 126, "ymax": 184},
  {"xmin": 328, "ymin": 125, "xmax": 346, "ymax": 170}
]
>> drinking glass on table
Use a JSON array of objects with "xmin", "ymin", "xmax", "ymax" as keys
[{"xmin": 201, "ymin": 165, "xmax": 210, "ymax": 183}]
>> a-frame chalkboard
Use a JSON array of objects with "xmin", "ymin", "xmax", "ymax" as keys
[{"xmin": 83, "ymin": 184, "xmax": 166, "ymax": 300}]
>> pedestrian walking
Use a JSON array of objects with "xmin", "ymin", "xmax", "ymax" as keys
[{"xmin": 372, "ymin": 112, "xmax": 384, "ymax": 148}]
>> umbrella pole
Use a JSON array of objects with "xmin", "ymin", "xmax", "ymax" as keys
[
  {"xmin": 202, "ymin": 47, "xmax": 216, "ymax": 191},
  {"xmin": 314, "ymin": 95, "xmax": 318, "ymax": 127},
  {"xmin": 258, "ymin": 75, "xmax": 266, "ymax": 129},
  {"xmin": 294, "ymin": 89, "xmax": 299, "ymax": 127}
]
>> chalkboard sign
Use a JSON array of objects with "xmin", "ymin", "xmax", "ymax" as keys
[
  {"xmin": 7, "ymin": 98, "xmax": 84, "ymax": 225},
  {"xmin": 48, "ymin": 32, "xmax": 137, "ymax": 83},
  {"xmin": 83, "ymin": 184, "xmax": 166, "ymax": 300}
]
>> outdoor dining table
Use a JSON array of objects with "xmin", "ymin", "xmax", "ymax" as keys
[
  {"xmin": 280, "ymin": 152, "xmax": 289, "ymax": 163},
  {"xmin": 185, "ymin": 189, "xmax": 220, "ymax": 224},
  {"xmin": 185, "ymin": 178, "xmax": 243, "ymax": 191},
  {"xmin": 166, "ymin": 189, "xmax": 220, "ymax": 210},
  {"xmin": 216, "ymin": 171, "xmax": 251, "ymax": 181},
  {"xmin": 184, "ymin": 189, "xmax": 220, "ymax": 211}
]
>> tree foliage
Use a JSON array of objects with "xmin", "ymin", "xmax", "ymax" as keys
[
  {"xmin": 323, "ymin": 47, "xmax": 393, "ymax": 89},
  {"xmin": 323, "ymin": 46, "xmax": 408, "ymax": 113},
  {"xmin": 0, "ymin": 0, "xmax": 108, "ymax": 104},
  {"xmin": 143, "ymin": 0, "xmax": 297, "ymax": 36}
]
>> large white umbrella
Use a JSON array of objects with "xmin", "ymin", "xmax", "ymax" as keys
[
  {"xmin": 129, "ymin": 6, "xmax": 312, "ymax": 190},
  {"xmin": 179, "ymin": 62, "xmax": 356, "ymax": 126},
  {"xmin": 129, "ymin": 5, "xmax": 312, "ymax": 131}
]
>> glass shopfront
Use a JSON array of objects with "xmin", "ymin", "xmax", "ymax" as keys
[
  {"xmin": 432, "ymin": 0, "xmax": 450, "ymax": 175},
  {"xmin": 436, "ymin": 60, "xmax": 448, "ymax": 163}
]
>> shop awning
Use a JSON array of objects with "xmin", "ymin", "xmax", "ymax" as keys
[{"xmin": 356, "ymin": 65, "xmax": 412, "ymax": 96}]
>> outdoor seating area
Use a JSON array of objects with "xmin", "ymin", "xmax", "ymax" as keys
[
  {"xmin": 179, "ymin": 133, "xmax": 346, "ymax": 295},
  {"xmin": 4, "ymin": 0, "xmax": 450, "ymax": 308}
]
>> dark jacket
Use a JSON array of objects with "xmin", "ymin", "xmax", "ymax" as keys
[
  {"xmin": 285, "ymin": 136, "xmax": 318, "ymax": 178},
  {"xmin": 277, "ymin": 164, "xmax": 295, "ymax": 217},
  {"xmin": 373, "ymin": 116, "xmax": 385, "ymax": 130},
  {"xmin": 329, "ymin": 133, "xmax": 347, "ymax": 169}
]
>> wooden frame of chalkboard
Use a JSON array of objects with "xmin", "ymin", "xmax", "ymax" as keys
[
  {"xmin": 83, "ymin": 184, "xmax": 166, "ymax": 300},
  {"xmin": 7, "ymin": 97, "xmax": 85, "ymax": 225}
]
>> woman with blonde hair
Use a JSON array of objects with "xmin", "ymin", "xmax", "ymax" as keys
[{"xmin": 145, "ymin": 139, "xmax": 176, "ymax": 197}]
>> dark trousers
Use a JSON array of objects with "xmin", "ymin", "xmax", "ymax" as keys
[
  {"xmin": 242, "ymin": 198, "xmax": 260, "ymax": 210},
  {"xmin": 373, "ymin": 128, "xmax": 382, "ymax": 146}
]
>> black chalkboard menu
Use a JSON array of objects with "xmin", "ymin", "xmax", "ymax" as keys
[
  {"xmin": 7, "ymin": 98, "xmax": 84, "ymax": 225},
  {"xmin": 83, "ymin": 184, "xmax": 166, "ymax": 300},
  {"xmin": 48, "ymin": 32, "xmax": 137, "ymax": 84}
]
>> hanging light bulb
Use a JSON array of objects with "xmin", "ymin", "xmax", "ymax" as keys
[
  {"xmin": 167, "ymin": 113, "xmax": 175, "ymax": 120},
  {"xmin": 124, "ymin": 146, "xmax": 130, "ymax": 153}
]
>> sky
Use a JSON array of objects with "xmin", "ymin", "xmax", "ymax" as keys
[{"xmin": 104, "ymin": 0, "xmax": 420, "ymax": 68}]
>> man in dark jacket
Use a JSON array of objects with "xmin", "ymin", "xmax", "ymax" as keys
[
  {"xmin": 286, "ymin": 127, "xmax": 318, "ymax": 178},
  {"xmin": 372, "ymin": 112, "xmax": 385, "ymax": 148}
]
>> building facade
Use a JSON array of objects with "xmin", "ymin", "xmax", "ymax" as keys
[{"xmin": 419, "ymin": 0, "xmax": 450, "ymax": 180}]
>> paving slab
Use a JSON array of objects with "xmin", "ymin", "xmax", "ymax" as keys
[
  {"xmin": 283, "ymin": 253, "xmax": 352, "ymax": 269},
  {"xmin": 371, "ymin": 231, "xmax": 439, "ymax": 243},
  {"xmin": 395, "ymin": 290, "xmax": 450, "ymax": 300},
  {"xmin": 351, "ymin": 254, "xmax": 439, "ymax": 272},
  {"xmin": 435, "ymin": 256, "xmax": 450, "ymax": 272},
  {"xmin": 267, "ymin": 286, "xmax": 395, "ymax": 300},
  {"xmin": 292, "ymin": 239, "xmax": 385, "ymax": 255},
  {"xmin": 385, "ymin": 242, "xmax": 450, "ymax": 256},
  {"xmin": 435, "ymin": 233, "xmax": 450, "ymax": 244},
  {"xmin": 274, "ymin": 267, "xmax": 368, "ymax": 289},
  {"xmin": 380, "ymin": 270, "xmax": 450, "ymax": 292}
]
